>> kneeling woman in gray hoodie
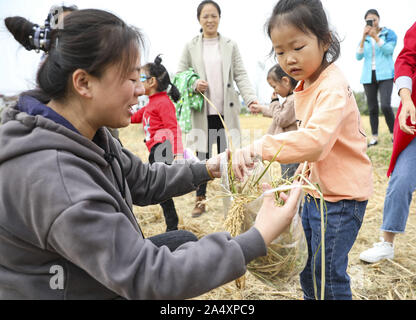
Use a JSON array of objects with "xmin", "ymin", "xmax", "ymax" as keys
[{"xmin": 0, "ymin": 9, "xmax": 301, "ymax": 300}]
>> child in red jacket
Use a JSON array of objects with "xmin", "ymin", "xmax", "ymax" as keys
[
  {"xmin": 131, "ymin": 55, "xmax": 183, "ymax": 231},
  {"xmin": 360, "ymin": 21, "xmax": 416, "ymax": 263}
]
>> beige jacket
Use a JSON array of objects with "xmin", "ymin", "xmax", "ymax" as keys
[
  {"xmin": 263, "ymin": 95, "xmax": 297, "ymax": 135},
  {"xmin": 177, "ymin": 34, "xmax": 257, "ymax": 153}
]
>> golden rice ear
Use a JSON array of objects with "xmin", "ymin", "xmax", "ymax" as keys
[{"xmin": 235, "ymin": 275, "xmax": 246, "ymax": 290}]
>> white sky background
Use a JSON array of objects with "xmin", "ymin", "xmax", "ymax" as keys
[{"xmin": 0, "ymin": 0, "xmax": 415, "ymax": 106}]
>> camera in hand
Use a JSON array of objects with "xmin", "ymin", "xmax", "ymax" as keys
[{"xmin": 366, "ymin": 19, "xmax": 373, "ymax": 27}]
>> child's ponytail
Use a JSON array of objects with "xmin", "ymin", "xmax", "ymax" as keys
[
  {"xmin": 168, "ymin": 83, "xmax": 181, "ymax": 103},
  {"xmin": 145, "ymin": 55, "xmax": 181, "ymax": 103}
]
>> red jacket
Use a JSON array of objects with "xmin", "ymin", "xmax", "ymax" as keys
[
  {"xmin": 387, "ymin": 22, "xmax": 416, "ymax": 177},
  {"xmin": 131, "ymin": 92, "xmax": 183, "ymax": 155}
]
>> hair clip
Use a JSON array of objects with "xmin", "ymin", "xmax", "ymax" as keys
[{"xmin": 28, "ymin": 24, "xmax": 51, "ymax": 52}]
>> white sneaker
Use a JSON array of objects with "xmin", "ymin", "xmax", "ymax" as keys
[
  {"xmin": 359, "ymin": 238, "xmax": 394, "ymax": 263},
  {"xmin": 367, "ymin": 138, "xmax": 378, "ymax": 147}
]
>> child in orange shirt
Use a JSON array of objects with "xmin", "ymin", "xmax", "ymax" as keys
[{"xmin": 233, "ymin": 0, "xmax": 373, "ymax": 300}]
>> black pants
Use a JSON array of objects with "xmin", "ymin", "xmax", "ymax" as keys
[
  {"xmin": 148, "ymin": 230, "xmax": 198, "ymax": 251},
  {"xmin": 149, "ymin": 141, "xmax": 178, "ymax": 231},
  {"xmin": 363, "ymin": 71, "xmax": 395, "ymax": 135},
  {"xmin": 196, "ymin": 115, "xmax": 227, "ymax": 197}
]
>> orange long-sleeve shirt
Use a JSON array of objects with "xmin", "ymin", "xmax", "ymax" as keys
[{"xmin": 254, "ymin": 64, "xmax": 373, "ymax": 202}]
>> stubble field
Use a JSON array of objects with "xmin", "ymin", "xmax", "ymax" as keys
[{"xmin": 119, "ymin": 114, "xmax": 416, "ymax": 300}]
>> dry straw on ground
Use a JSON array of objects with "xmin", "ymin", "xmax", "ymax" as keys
[{"xmin": 121, "ymin": 115, "xmax": 416, "ymax": 300}]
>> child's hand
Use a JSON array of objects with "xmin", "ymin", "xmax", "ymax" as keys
[
  {"xmin": 231, "ymin": 146, "xmax": 257, "ymax": 181},
  {"xmin": 248, "ymin": 101, "xmax": 259, "ymax": 113},
  {"xmin": 249, "ymin": 103, "xmax": 263, "ymax": 114}
]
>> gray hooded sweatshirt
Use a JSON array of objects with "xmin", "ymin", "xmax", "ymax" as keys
[{"xmin": 0, "ymin": 96, "xmax": 266, "ymax": 300}]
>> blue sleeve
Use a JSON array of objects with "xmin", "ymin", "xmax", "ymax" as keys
[
  {"xmin": 355, "ymin": 40, "xmax": 365, "ymax": 61},
  {"xmin": 379, "ymin": 29, "xmax": 397, "ymax": 55}
]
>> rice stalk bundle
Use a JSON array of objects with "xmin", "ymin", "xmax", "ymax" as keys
[{"xmin": 244, "ymin": 185, "xmax": 308, "ymax": 290}]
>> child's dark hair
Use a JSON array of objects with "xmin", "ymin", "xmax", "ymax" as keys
[
  {"xmin": 266, "ymin": 0, "xmax": 341, "ymax": 64},
  {"xmin": 268, "ymin": 64, "xmax": 298, "ymax": 89},
  {"xmin": 144, "ymin": 55, "xmax": 181, "ymax": 103},
  {"xmin": 5, "ymin": 9, "xmax": 144, "ymax": 103}
]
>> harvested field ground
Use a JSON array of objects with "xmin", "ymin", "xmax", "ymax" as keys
[{"xmin": 119, "ymin": 114, "xmax": 416, "ymax": 300}]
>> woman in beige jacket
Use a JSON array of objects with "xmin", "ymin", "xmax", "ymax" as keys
[{"xmin": 177, "ymin": 0, "xmax": 258, "ymax": 217}]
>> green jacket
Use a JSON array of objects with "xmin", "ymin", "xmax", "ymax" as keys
[{"xmin": 172, "ymin": 68, "xmax": 203, "ymax": 134}]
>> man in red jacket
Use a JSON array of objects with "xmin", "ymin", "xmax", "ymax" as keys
[{"xmin": 360, "ymin": 21, "xmax": 416, "ymax": 263}]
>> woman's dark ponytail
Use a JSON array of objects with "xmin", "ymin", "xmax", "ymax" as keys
[
  {"xmin": 36, "ymin": 50, "xmax": 68, "ymax": 102},
  {"xmin": 145, "ymin": 55, "xmax": 181, "ymax": 103},
  {"xmin": 5, "ymin": 10, "xmax": 144, "ymax": 103},
  {"xmin": 5, "ymin": 16, "xmax": 57, "ymax": 102},
  {"xmin": 5, "ymin": 16, "xmax": 51, "ymax": 52}
]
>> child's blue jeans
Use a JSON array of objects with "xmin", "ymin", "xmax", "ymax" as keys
[
  {"xmin": 300, "ymin": 195, "xmax": 368, "ymax": 300},
  {"xmin": 381, "ymin": 137, "xmax": 416, "ymax": 234}
]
